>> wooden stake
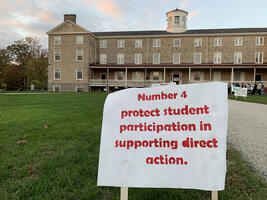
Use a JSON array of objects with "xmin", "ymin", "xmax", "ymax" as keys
[
  {"xmin": 120, "ymin": 187, "xmax": 128, "ymax": 200},
  {"xmin": 211, "ymin": 191, "xmax": 218, "ymax": 200}
]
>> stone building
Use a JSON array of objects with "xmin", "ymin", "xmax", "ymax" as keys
[{"xmin": 47, "ymin": 9, "xmax": 267, "ymax": 92}]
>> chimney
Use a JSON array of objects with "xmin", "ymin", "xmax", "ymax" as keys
[{"xmin": 64, "ymin": 14, "xmax": 76, "ymax": 23}]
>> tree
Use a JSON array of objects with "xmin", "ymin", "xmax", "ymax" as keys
[
  {"xmin": 2, "ymin": 64, "xmax": 23, "ymax": 90},
  {"xmin": 26, "ymin": 58, "xmax": 48, "ymax": 89}
]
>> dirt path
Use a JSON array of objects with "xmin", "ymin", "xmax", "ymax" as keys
[{"xmin": 228, "ymin": 100, "xmax": 267, "ymax": 180}]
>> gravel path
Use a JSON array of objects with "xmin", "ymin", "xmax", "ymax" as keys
[{"xmin": 228, "ymin": 100, "xmax": 267, "ymax": 180}]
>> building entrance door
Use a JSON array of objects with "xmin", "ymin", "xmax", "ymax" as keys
[
  {"xmin": 101, "ymin": 73, "xmax": 106, "ymax": 80},
  {"xmin": 172, "ymin": 74, "xmax": 180, "ymax": 84},
  {"xmin": 256, "ymin": 74, "xmax": 262, "ymax": 82}
]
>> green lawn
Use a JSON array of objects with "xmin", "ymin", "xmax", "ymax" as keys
[
  {"xmin": 0, "ymin": 93, "xmax": 266, "ymax": 200},
  {"xmin": 229, "ymin": 94, "xmax": 267, "ymax": 105}
]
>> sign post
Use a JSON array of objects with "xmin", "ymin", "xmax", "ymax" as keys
[{"xmin": 98, "ymin": 82, "xmax": 228, "ymax": 199}]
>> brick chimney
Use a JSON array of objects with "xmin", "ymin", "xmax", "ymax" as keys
[{"xmin": 64, "ymin": 14, "xmax": 76, "ymax": 23}]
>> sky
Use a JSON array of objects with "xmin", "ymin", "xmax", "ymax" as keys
[{"xmin": 1, "ymin": 0, "xmax": 267, "ymax": 48}]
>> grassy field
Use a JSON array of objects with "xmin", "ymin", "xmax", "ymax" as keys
[
  {"xmin": 0, "ymin": 93, "xmax": 266, "ymax": 200},
  {"xmin": 229, "ymin": 94, "xmax": 267, "ymax": 104}
]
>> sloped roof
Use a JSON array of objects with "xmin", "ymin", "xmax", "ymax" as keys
[{"xmin": 93, "ymin": 28, "xmax": 267, "ymax": 37}]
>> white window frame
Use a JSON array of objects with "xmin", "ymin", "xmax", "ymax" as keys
[
  {"xmin": 54, "ymin": 68, "xmax": 61, "ymax": 80},
  {"xmin": 135, "ymin": 39, "xmax": 142, "ymax": 48},
  {"xmin": 234, "ymin": 52, "xmax": 242, "ymax": 64},
  {"xmin": 76, "ymin": 50, "xmax": 83, "ymax": 61},
  {"xmin": 234, "ymin": 71, "xmax": 245, "ymax": 81},
  {"xmin": 214, "ymin": 38, "xmax": 222, "ymax": 47},
  {"xmin": 153, "ymin": 53, "xmax": 160, "ymax": 64},
  {"xmin": 117, "ymin": 53, "xmax": 124, "ymax": 64},
  {"xmin": 194, "ymin": 38, "xmax": 202, "ymax": 47},
  {"xmin": 53, "ymin": 85, "xmax": 61, "ymax": 92},
  {"xmin": 54, "ymin": 50, "xmax": 61, "ymax": 61},
  {"xmin": 54, "ymin": 36, "xmax": 61, "ymax": 45},
  {"xmin": 117, "ymin": 40, "xmax": 125, "ymax": 48},
  {"xmin": 135, "ymin": 53, "xmax": 142, "ymax": 64},
  {"xmin": 173, "ymin": 52, "xmax": 181, "ymax": 64},
  {"xmin": 150, "ymin": 71, "xmax": 162, "ymax": 81},
  {"xmin": 256, "ymin": 37, "xmax": 264, "ymax": 46},
  {"xmin": 100, "ymin": 40, "xmax": 107, "ymax": 48},
  {"xmin": 76, "ymin": 68, "xmax": 83, "ymax": 80},
  {"xmin": 234, "ymin": 37, "xmax": 243, "ymax": 46},
  {"xmin": 255, "ymin": 52, "xmax": 264, "ymax": 64},
  {"xmin": 114, "ymin": 71, "xmax": 124, "ymax": 80},
  {"xmin": 76, "ymin": 85, "xmax": 83, "ymax": 92},
  {"xmin": 100, "ymin": 53, "xmax": 107, "ymax": 64},
  {"xmin": 132, "ymin": 71, "xmax": 144, "ymax": 80},
  {"xmin": 213, "ymin": 52, "xmax": 222, "ymax": 64},
  {"xmin": 191, "ymin": 71, "xmax": 204, "ymax": 81},
  {"xmin": 153, "ymin": 39, "xmax": 161, "ymax": 47},
  {"xmin": 76, "ymin": 35, "xmax": 83, "ymax": 44},
  {"xmin": 194, "ymin": 52, "xmax": 202, "ymax": 64},
  {"xmin": 173, "ymin": 39, "xmax": 181, "ymax": 47}
]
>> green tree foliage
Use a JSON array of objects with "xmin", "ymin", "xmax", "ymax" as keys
[
  {"xmin": 1, "ymin": 37, "xmax": 48, "ymax": 90},
  {"xmin": 26, "ymin": 58, "xmax": 48, "ymax": 89},
  {"xmin": 2, "ymin": 64, "xmax": 23, "ymax": 90}
]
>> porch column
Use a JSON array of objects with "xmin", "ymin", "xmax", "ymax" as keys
[
  {"xmin": 231, "ymin": 67, "xmax": 234, "ymax": 86},
  {"xmin": 163, "ymin": 67, "xmax": 166, "ymax": 83},
  {"xmin": 209, "ymin": 67, "xmax": 212, "ymax": 82},
  {"xmin": 144, "ymin": 67, "xmax": 147, "ymax": 86},
  {"xmin": 106, "ymin": 67, "xmax": 109, "ymax": 93},
  {"xmin": 254, "ymin": 67, "xmax": 256, "ymax": 83},
  {"xmin": 125, "ymin": 67, "xmax": 128, "ymax": 88},
  {"xmin": 188, "ymin": 67, "xmax": 191, "ymax": 84}
]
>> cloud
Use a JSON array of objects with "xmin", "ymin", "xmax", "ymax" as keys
[
  {"xmin": 82, "ymin": 0, "xmax": 124, "ymax": 18},
  {"xmin": 188, "ymin": 9, "xmax": 201, "ymax": 19}
]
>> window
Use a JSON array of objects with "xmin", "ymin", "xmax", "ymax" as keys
[
  {"xmin": 54, "ymin": 50, "xmax": 61, "ymax": 61},
  {"xmin": 214, "ymin": 38, "xmax": 222, "ymax": 46},
  {"xmin": 173, "ymin": 39, "xmax": 181, "ymax": 47},
  {"xmin": 151, "ymin": 72, "xmax": 161, "ymax": 80},
  {"xmin": 53, "ymin": 85, "xmax": 60, "ymax": 92},
  {"xmin": 76, "ymin": 36, "xmax": 83, "ymax": 44},
  {"xmin": 54, "ymin": 36, "xmax": 61, "ymax": 45},
  {"xmin": 76, "ymin": 50, "xmax": 83, "ymax": 61},
  {"xmin": 132, "ymin": 71, "xmax": 144, "ymax": 80},
  {"xmin": 153, "ymin": 39, "xmax": 161, "ymax": 47},
  {"xmin": 100, "ymin": 54, "xmax": 107, "ymax": 64},
  {"xmin": 135, "ymin": 40, "xmax": 142, "ymax": 48},
  {"xmin": 76, "ymin": 85, "xmax": 83, "ymax": 92},
  {"xmin": 153, "ymin": 53, "xmax": 160, "ymax": 64},
  {"xmin": 117, "ymin": 40, "xmax": 125, "ymax": 48},
  {"xmin": 175, "ymin": 16, "xmax": 180, "ymax": 25},
  {"xmin": 256, "ymin": 52, "xmax": 264, "ymax": 64},
  {"xmin": 168, "ymin": 16, "xmax": 172, "ymax": 26},
  {"xmin": 234, "ymin": 52, "xmax": 242, "ymax": 64},
  {"xmin": 76, "ymin": 68, "xmax": 83, "ymax": 80},
  {"xmin": 234, "ymin": 37, "xmax": 243, "ymax": 46},
  {"xmin": 234, "ymin": 71, "xmax": 245, "ymax": 81},
  {"xmin": 117, "ymin": 53, "xmax": 124, "ymax": 64},
  {"xmin": 173, "ymin": 52, "xmax": 181, "ymax": 64},
  {"xmin": 54, "ymin": 69, "xmax": 61, "ymax": 80},
  {"xmin": 115, "ymin": 71, "xmax": 124, "ymax": 80},
  {"xmin": 194, "ymin": 52, "xmax": 202, "ymax": 64},
  {"xmin": 256, "ymin": 37, "xmax": 264, "ymax": 46},
  {"xmin": 194, "ymin": 38, "xmax": 202, "ymax": 47},
  {"xmin": 135, "ymin": 53, "xmax": 142, "ymax": 64},
  {"xmin": 214, "ymin": 52, "xmax": 222, "ymax": 64},
  {"xmin": 182, "ymin": 16, "xmax": 186, "ymax": 26},
  {"xmin": 100, "ymin": 40, "xmax": 107, "ymax": 48},
  {"xmin": 192, "ymin": 71, "xmax": 204, "ymax": 81}
]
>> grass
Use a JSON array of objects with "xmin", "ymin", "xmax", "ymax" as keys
[
  {"xmin": 0, "ymin": 93, "xmax": 266, "ymax": 200},
  {"xmin": 229, "ymin": 94, "xmax": 267, "ymax": 105}
]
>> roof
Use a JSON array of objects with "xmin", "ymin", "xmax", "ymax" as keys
[
  {"xmin": 93, "ymin": 28, "xmax": 267, "ymax": 37},
  {"xmin": 166, "ymin": 8, "xmax": 188, "ymax": 15}
]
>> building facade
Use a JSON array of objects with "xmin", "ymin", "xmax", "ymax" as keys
[{"xmin": 47, "ymin": 9, "xmax": 267, "ymax": 92}]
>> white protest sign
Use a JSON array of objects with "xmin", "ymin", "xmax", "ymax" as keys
[
  {"xmin": 234, "ymin": 87, "xmax": 247, "ymax": 97},
  {"xmin": 97, "ymin": 82, "xmax": 228, "ymax": 191}
]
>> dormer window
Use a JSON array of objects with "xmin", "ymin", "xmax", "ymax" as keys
[
  {"xmin": 182, "ymin": 16, "xmax": 186, "ymax": 26},
  {"xmin": 175, "ymin": 16, "xmax": 180, "ymax": 25}
]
